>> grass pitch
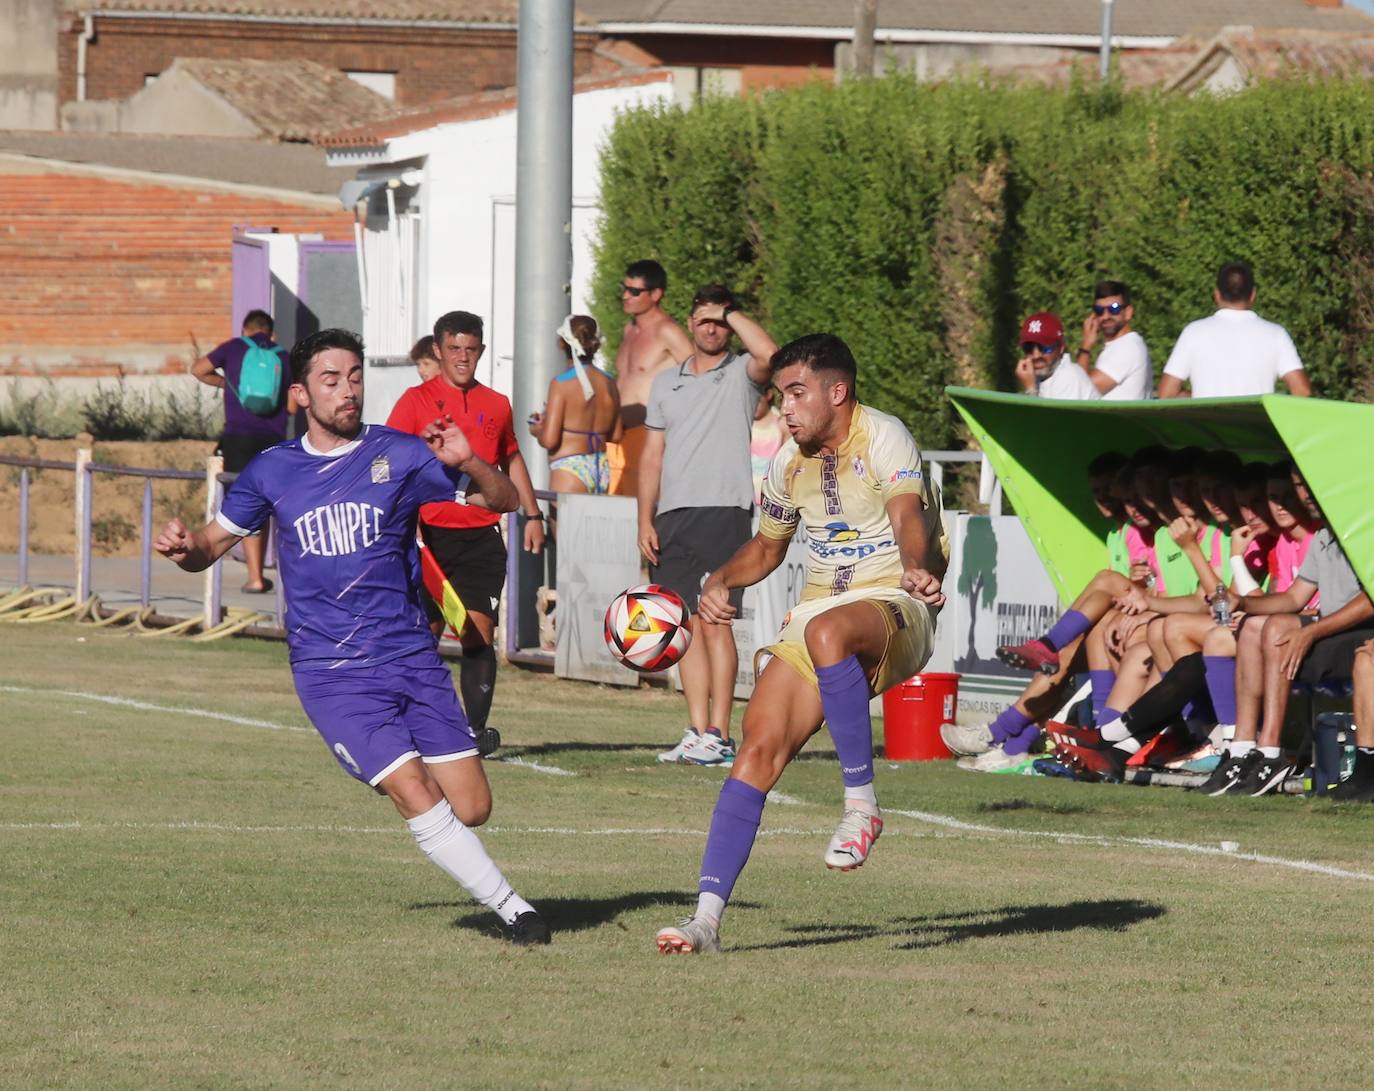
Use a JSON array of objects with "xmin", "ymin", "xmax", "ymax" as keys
[{"xmin": 5, "ymin": 624, "xmax": 1374, "ymax": 1088}]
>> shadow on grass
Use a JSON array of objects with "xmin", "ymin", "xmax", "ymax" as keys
[
  {"xmin": 412, "ymin": 890, "xmax": 764, "ymax": 938},
  {"xmin": 732, "ymin": 898, "xmax": 1166, "ymax": 953}
]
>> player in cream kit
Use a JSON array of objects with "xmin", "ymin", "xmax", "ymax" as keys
[
  {"xmin": 655, "ymin": 333, "xmax": 947, "ymax": 955},
  {"xmin": 154, "ymin": 329, "xmax": 551, "ymax": 946}
]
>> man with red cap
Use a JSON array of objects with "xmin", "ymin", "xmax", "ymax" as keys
[{"xmin": 1014, "ymin": 312, "xmax": 1100, "ymax": 401}]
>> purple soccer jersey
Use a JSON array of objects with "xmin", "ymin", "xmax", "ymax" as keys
[{"xmin": 216, "ymin": 425, "xmax": 471, "ymax": 670}]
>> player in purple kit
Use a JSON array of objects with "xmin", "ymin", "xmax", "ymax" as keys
[{"xmin": 155, "ymin": 329, "xmax": 550, "ymax": 946}]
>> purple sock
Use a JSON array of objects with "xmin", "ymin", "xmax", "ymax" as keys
[
  {"xmin": 818, "ymin": 655, "xmax": 874, "ymax": 787},
  {"xmin": 1002, "ymin": 722, "xmax": 1043, "ymax": 756},
  {"xmin": 1203, "ymin": 655, "xmax": 1238, "ymax": 724},
  {"xmin": 989, "ymin": 705, "xmax": 1033, "ymax": 745},
  {"xmin": 698, "ymin": 779, "xmax": 766, "ymax": 904},
  {"xmin": 1101, "ymin": 707, "xmax": 1124, "ymax": 724},
  {"xmin": 1043, "ymin": 609, "xmax": 1092, "ymax": 652},
  {"xmin": 1088, "ymin": 670, "xmax": 1115, "ymax": 723}
]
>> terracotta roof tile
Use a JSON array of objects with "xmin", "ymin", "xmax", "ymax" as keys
[
  {"xmin": 321, "ymin": 68, "xmax": 669, "ymax": 148},
  {"xmin": 168, "ymin": 57, "xmax": 397, "ymax": 142},
  {"xmin": 66, "ymin": 0, "xmax": 595, "ymax": 26}
]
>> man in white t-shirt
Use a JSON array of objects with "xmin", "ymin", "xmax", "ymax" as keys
[
  {"xmin": 1074, "ymin": 280, "xmax": 1152, "ymax": 401},
  {"xmin": 1015, "ymin": 311, "xmax": 1100, "ymax": 400},
  {"xmin": 1159, "ymin": 261, "xmax": 1312, "ymax": 399}
]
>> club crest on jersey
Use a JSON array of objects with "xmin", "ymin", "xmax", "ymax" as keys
[
  {"xmin": 370, "ymin": 456, "xmax": 391, "ymax": 484},
  {"xmin": 852, "ymin": 456, "xmax": 865, "ymax": 479}
]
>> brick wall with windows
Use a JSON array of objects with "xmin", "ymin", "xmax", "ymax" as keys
[
  {"xmin": 59, "ymin": 17, "xmax": 603, "ymax": 111},
  {"xmin": 0, "ymin": 171, "xmax": 354, "ymax": 376}
]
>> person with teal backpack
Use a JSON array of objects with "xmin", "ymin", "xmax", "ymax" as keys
[{"xmin": 191, "ymin": 308, "xmax": 290, "ymax": 593}]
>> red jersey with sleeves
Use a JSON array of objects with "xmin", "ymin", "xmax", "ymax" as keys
[{"xmin": 386, "ymin": 376, "xmax": 520, "ymax": 529}]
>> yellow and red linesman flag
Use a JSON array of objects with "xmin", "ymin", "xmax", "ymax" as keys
[{"xmin": 417, "ymin": 531, "xmax": 467, "ymax": 638}]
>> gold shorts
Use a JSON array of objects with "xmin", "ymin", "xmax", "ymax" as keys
[
  {"xmin": 607, "ymin": 425, "xmax": 648, "ymax": 497},
  {"xmin": 760, "ymin": 587, "xmax": 936, "ymax": 696}
]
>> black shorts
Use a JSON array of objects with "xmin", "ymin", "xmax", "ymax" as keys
[
  {"xmin": 650, "ymin": 506, "xmax": 751, "ymax": 613},
  {"xmin": 219, "ymin": 430, "xmax": 282, "ymax": 474},
  {"xmin": 1296, "ymin": 624, "xmax": 1374, "ymax": 685},
  {"xmin": 421, "ymin": 523, "xmax": 507, "ymax": 623}
]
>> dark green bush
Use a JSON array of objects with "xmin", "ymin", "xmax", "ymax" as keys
[{"xmin": 594, "ymin": 74, "xmax": 1374, "ymax": 449}]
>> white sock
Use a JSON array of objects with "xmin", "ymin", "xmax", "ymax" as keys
[
  {"xmin": 696, "ymin": 892, "xmax": 725, "ymax": 925},
  {"xmin": 1259, "ymin": 746, "xmax": 1281, "ymax": 760},
  {"xmin": 407, "ymin": 799, "xmax": 533, "ymax": 925},
  {"xmin": 1112, "ymin": 735, "xmax": 1142, "ymax": 754},
  {"xmin": 1099, "ymin": 718, "xmax": 1129, "ymax": 742},
  {"xmin": 844, "ymin": 781, "xmax": 879, "ymax": 812},
  {"xmin": 1230, "ymin": 740, "xmax": 1255, "ymax": 757}
]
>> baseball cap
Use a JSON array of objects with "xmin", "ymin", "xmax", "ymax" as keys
[{"xmin": 1019, "ymin": 312, "xmax": 1064, "ymax": 347}]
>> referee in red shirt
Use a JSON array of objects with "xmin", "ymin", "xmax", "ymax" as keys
[{"xmin": 387, "ymin": 311, "xmax": 546, "ymax": 754}]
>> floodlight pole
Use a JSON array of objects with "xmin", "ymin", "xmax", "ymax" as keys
[
  {"xmin": 852, "ymin": 0, "xmax": 877, "ymax": 78},
  {"xmin": 1099, "ymin": 0, "xmax": 1115, "ymax": 82},
  {"xmin": 513, "ymin": 0, "xmax": 574, "ymax": 491}
]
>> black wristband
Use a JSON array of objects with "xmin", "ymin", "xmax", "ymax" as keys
[
  {"xmin": 524, "ymin": 511, "xmax": 544, "ymax": 521},
  {"xmin": 723, "ymin": 304, "xmax": 739, "ymax": 321}
]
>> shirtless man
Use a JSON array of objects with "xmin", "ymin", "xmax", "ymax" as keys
[
  {"xmin": 529, "ymin": 315, "xmax": 621, "ymax": 495},
  {"xmin": 609, "ymin": 260, "xmax": 692, "ymax": 497}
]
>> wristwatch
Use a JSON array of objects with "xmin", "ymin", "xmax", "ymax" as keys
[
  {"xmin": 1075, "ymin": 346, "xmax": 1091, "ymax": 360},
  {"xmin": 722, "ymin": 304, "xmax": 739, "ymax": 321}
]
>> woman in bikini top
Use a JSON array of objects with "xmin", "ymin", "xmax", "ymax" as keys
[{"xmin": 528, "ymin": 315, "xmax": 622, "ymax": 495}]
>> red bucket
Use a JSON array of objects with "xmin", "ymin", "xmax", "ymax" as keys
[{"xmin": 882, "ymin": 672, "xmax": 960, "ymax": 761}]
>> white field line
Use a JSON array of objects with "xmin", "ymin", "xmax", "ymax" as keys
[
  {"xmin": 1, "ymin": 684, "xmax": 313, "ymax": 734},
  {"xmin": 497, "ymin": 757, "xmax": 576, "ymax": 777},
  {"xmin": 888, "ymin": 807, "xmax": 1374, "ymax": 884},
  {"xmin": 0, "ymin": 820, "xmax": 828, "ymax": 837},
  {"xmin": 1, "ymin": 684, "xmax": 577, "ymax": 777}
]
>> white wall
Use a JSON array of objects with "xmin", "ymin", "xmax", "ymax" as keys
[{"xmin": 357, "ymin": 76, "xmax": 673, "ymax": 420}]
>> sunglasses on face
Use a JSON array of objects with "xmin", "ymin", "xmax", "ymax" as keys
[
  {"xmin": 1021, "ymin": 342, "xmax": 1059, "ymax": 356},
  {"xmin": 1093, "ymin": 301, "xmax": 1126, "ymax": 316},
  {"xmin": 621, "ymin": 283, "xmax": 650, "ymax": 296}
]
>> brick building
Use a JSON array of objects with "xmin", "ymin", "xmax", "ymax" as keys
[
  {"xmin": 0, "ymin": 132, "xmax": 354, "ymax": 379},
  {"xmin": 56, "ymin": 0, "xmax": 605, "ymax": 127}
]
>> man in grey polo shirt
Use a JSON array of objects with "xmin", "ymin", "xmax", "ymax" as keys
[{"xmin": 639, "ymin": 284, "xmax": 777, "ymax": 766}]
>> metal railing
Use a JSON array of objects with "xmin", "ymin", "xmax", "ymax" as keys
[{"xmin": 1, "ymin": 449, "xmax": 279, "ymax": 635}]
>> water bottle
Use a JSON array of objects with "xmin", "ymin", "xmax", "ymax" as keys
[{"xmin": 1211, "ymin": 584, "xmax": 1231, "ymax": 626}]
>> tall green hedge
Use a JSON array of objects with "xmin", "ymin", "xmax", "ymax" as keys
[{"xmin": 592, "ymin": 75, "xmax": 1374, "ymax": 450}]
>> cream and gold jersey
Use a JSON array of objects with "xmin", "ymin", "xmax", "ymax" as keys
[{"xmin": 758, "ymin": 403, "xmax": 948, "ymax": 604}]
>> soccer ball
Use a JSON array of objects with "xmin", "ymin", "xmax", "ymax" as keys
[{"xmin": 604, "ymin": 584, "xmax": 692, "ymax": 672}]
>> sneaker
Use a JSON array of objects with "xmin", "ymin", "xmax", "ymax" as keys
[
  {"xmin": 509, "ymin": 910, "xmax": 551, "ymax": 947},
  {"xmin": 1165, "ymin": 741, "xmax": 1219, "ymax": 771},
  {"xmin": 657, "ymin": 727, "xmax": 699, "ymax": 764},
  {"xmin": 1052, "ymin": 741, "xmax": 1127, "ymax": 782},
  {"xmin": 476, "ymin": 726, "xmax": 501, "ymax": 758},
  {"xmin": 1046, "ymin": 720, "xmax": 1106, "ymax": 750},
  {"xmin": 940, "ymin": 721, "xmax": 993, "ymax": 756},
  {"xmin": 1237, "ymin": 752, "xmax": 1293, "ymax": 797},
  {"xmin": 1198, "ymin": 750, "xmax": 1254, "ymax": 796},
  {"xmin": 958, "ymin": 746, "xmax": 1035, "ymax": 773},
  {"xmin": 656, "ymin": 914, "xmax": 721, "ymax": 955},
  {"xmin": 996, "ymin": 638, "xmax": 1060, "ymax": 675},
  {"xmin": 1127, "ymin": 729, "xmax": 1194, "ymax": 769},
  {"xmin": 824, "ymin": 808, "xmax": 884, "ymax": 870},
  {"xmin": 681, "ymin": 732, "xmax": 735, "ymax": 766}
]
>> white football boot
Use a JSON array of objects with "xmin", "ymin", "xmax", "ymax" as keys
[{"xmin": 823, "ymin": 807, "xmax": 884, "ymax": 871}]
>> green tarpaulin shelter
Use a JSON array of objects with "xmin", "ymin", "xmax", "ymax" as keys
[{"xmin": 947, "ymin": 388, "xmax": 1372, "ymax": 603}]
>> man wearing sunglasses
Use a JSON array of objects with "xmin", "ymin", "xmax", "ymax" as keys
[
  {"xmin": 1075, "ymin": 280, "xmax": 1153, "ymax": 401},
  {"xmin": 609, "ymin": 260, "xmax": 693, "ymax": 499},
  {"xmin": 1014, "ymin": 312, "xmax": 1100, "ymax": 400}
]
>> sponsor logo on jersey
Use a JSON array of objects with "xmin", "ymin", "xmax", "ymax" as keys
[
  {"xmin": 370, "ymin": 456, "xmax": 391, "ymax": 484},
  {"xmin": 293, "ymin": 501, "xmax": 386, "ymax": 558},
  {"xmin": 809, "ymin": 521, "xmax": 896, "ymax": 560},
  {"xmin": 889, "ymin": 468, "xmax": 923, "ymax": 482}
]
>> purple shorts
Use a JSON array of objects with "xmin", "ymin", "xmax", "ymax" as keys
[{"xmin": 293, "ymin": 651, "xmax": 477, "ymax": 786}]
